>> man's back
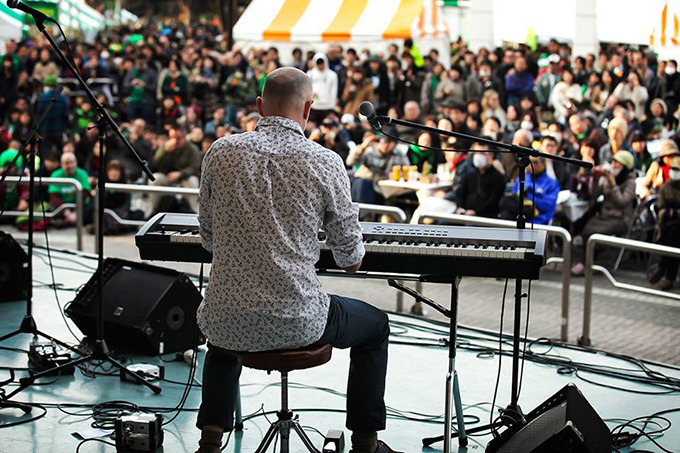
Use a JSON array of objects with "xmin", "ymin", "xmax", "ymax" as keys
[{"xmin": 198, "ymin": 116, "xmax": 363, "ymax": 352}]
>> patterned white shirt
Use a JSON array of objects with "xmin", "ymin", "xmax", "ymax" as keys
[{"xmin": 198, "ymin": 116, "xmax": 365, "ymax": 352}]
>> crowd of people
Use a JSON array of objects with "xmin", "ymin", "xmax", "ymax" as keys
[{"xmin": 1, "ymin": 20, "xmax": 679, "ymax": 288}]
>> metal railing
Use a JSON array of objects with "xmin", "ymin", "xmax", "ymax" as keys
[
  {"xmin": 1, "ymin": 176, "xmax": 84, "ymax": 251},
  {"xmin": 98, "ymin": 182, "xmax": 408, "ymax": 240},
  {"xmin": 580, "ymin": 234, "xmax": 680, "ymax": 346},
  {"xmin": 414, "ymin": 210, "xmax": 573, "ymax": 341}
]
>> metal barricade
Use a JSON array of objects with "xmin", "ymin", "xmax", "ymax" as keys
[
  {"xmin": 580, "ymin": 234, "xmax": 680, "ymax": 346},
  {"xmin": 414, "ymin": 211, "xmax": 573, "ymax": 341},
  {"xmin": 1, "ymin": 176, "xmax": 84, "ymax": 251},
  {"xmin": 100, "ymin": 182, "xmax": 408, "ymax": 240}
]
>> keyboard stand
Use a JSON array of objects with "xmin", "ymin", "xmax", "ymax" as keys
[{"xmin": 388, "ymin": 278, "xmax": 468, "ymax": 452}]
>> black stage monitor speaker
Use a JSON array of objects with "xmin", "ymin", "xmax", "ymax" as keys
[
  {"xmin": 66, "ymin": 258, "xmax": 204, "ymax": 355},
  {"xmin": 485, "ymin": 383, "xmax": 610, "ymax": 453},
  {"xmin": 0, "ymin": 232, "xmax": 29, "ymax": 303}
]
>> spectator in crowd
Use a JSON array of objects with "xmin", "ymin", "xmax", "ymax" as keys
[
  {"xmin": 189, "ymin": 57, "xmax": 221, "ymax": 123},
  {"xmin": 599, "ymin": 117, "xmax": 631, "ymax": 164},
  {"xmin": 36, "ymin": 75, "xmax": 70, "ymax": 155},
  {"xmin": 421, "ymin": 63, "xmax": 444, "ymax": 114},
  {"xmin": 505, "ymin": 56, "xmax": 534, "ymax": 105},
  {"xmin": 480, "ymin": 90, "xmax": 506, "ymax": 128},
  {"xmin": 0, "ymin": 145, "xmax": 28, "ymax": 217},
  {"xmin": 540, "ymin": 135, "xmax": 571, "ymax": 190},
  {"xmin": 406, "ymin": 132, "xmax": 443, "ymax": 173},
  {"xmin": 500, "ymin": 154, "xmax": 560, "ymax": 226},
  {"xmin": 630, "ymin": 131, "xmax": 654, "ymax": 174},
  {"xmin": 48, "ymin": 152, "xmax": 92, "ymax": 226},
  {"xmin": 550, "ymin": 68, "xmax": 582, "ymax": 123},
  {"xmin": 123, "ymin": 54, "xmax": 158, "ymax": 123},
  {"xmin": 204, "ymin": 107, "xmax": 228, "ymax": 136},
  {"xmin": 649, "ymin": 157, "xmax": 680, "ymax": 290},
  {"xmin": 501, "ymin": 128, "xmax": 533, "ymax": 180},
  {"xmin": 434, "ymin": 65, "xmax": 466, "ymax": 108},
  {"xmin": 534, "ymin": 54, "xmax": 561, "ymax": 108},
  {"xmin": 613, "ymin": 70, "xmax": 649, "ymax": 120},
  {"xmin": 0, "ymin": 56, "xmax": 18, "ymax": 124},
  {"xmin": 454, "ymin": 143, "xmax": 505, "ymax": 218},
  {"xmin": 342, "ymin": 67, "xmax": 374, "ymax": 117},
  {"xmin": 160, "ymin": 59, "xmax": 190, "ymax": 106},
  {"xmin": 346, "ymin": 132, "xmax": 408, "ymax": 205},
  {"xmin": 32, "ymin": 49, "xmax": 59, "ymax": 86},
  {"xmin": 308, "ymin": 53, "xmax": 338, "ymax": 124},
  {"xmin": 395, "ymin": 101, "xmax": 422, "ymax": 144},
  {"xmin": 571, "ymin": 151, "xmax": 637, "ymax": 276},
  {"xmin": 466, "ymin": 60, "xmax": 502, "ymax": 104},
  {"xmin": 641, "ymin": 140, "xmax": 680, "ymax": 199},
  {"xmin": 149, "ymin": 126, "xmax": 202, "ymax": 213}
]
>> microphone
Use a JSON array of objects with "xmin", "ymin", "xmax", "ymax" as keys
[
  {"xmin": 359, "ymin": 102, "xmax": 382, "ymax": 131},
  {"xmin": 6, "ymin": 0, "xmax": 54, "ymax": 23}
]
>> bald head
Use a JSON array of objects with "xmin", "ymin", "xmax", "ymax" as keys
[{"xmin": 258, "ymin": 67, "xmax": 314, "ymax": 128}]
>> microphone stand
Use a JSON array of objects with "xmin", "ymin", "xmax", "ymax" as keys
[
  {"xmin": 2, "ymin": 11, "xmax": 162, "ymax": 399},
  {"xmin": 370, "ymin": 111, "xmax": 591, "ymax": 451},
  {"xmin": 0, "ymin": 86, "xmax": 81, "ymax": 355}
]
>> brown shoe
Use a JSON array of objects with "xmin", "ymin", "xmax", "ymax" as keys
[{"xmin": 661, "ymin": 279, "xmax": 674, "ymax": 291}]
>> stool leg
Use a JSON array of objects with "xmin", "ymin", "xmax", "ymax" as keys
[
  {"xmin": 280, "ymin": 372, "xmax": 290, "ymax": 453},
  {"xmin": 235, "ymin": 384, "xmax": 243, "ymax": 431},
  {"xmin": 254, "ymin": 421, "xmax": 280, "ymax": 453},
  {"xmin": 292, "ymin": 422, "xmax": 321, "ymax": 453}
]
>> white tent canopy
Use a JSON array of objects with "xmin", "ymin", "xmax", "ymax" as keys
[{"xmin": 234, "ymin": 0, "xmax": 450, "ymax": 65}]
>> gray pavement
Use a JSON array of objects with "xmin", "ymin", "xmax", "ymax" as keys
[{"xmin": 4, "ymin": 224, "xmax": 680, "ymax": 366}]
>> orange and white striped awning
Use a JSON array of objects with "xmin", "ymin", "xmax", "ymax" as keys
[{"xmin": 233, "ymin": 0, "xmax": 449, "ymax": 43}]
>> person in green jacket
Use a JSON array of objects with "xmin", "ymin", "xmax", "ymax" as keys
[{"xmin": 149, "ymin": 126, "xmax": 202, "ymax": 213}]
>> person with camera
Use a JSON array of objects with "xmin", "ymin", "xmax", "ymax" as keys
[
  {"xmin": 649, "ymin": 157, "xmax": 680, "ymax": 290},
  {"xmin": 570, "ymin": 151, "xmax": 637, "ymax": 276}
]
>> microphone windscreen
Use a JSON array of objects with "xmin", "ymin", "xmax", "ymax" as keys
[
  {"xmin": 7, "ymin": 0, "xmax": 20, "ymax": 8},
  {"xmin": 358, "ymin": 102, "xmax": 375, "ymax": 119}
]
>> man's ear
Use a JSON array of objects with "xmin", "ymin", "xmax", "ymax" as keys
[
  {"xmin": 256, "ymin": 97, "xmax": 264, "ymax": 117},
  {"xmin": 304, "ymin": 99, "xmax": 314, "ymax": 121}
]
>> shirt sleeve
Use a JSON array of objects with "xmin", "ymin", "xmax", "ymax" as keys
[
  {"xmin": 198, "ymin": 145, "xmax": 214, "ymax": 252},
  {"xmin": 322, "ymin": 153, "xmax": 365, "ymax": 268}
]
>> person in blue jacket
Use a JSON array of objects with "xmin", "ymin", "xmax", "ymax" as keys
[
  {"xmin": 505, "ymin": 56, "xmax": 535, "ymax": 106},
  {"xmin": 501, "ymin": 155, "xmax": 560, "ymax": 225}
]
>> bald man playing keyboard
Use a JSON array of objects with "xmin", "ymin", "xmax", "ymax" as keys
[{"xmin": 195, "ymin": 67, "xmax": 400, "ymax": 453}]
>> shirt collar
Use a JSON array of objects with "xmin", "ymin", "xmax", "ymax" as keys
[{"xmin": 255, "ymin": 116, "xmax": 304, "ymax": 136}]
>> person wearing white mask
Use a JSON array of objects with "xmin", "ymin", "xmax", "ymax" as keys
[
  {"xmin": 571, "ymin": 151, "xmax": 637, "ymax": 276},
  {"xmin": 453, "ymin": 142, "xmax": 506, "ymax": 218},
  {"xmin": 649, "ymin": 157, "xmax": 680, "ymax": 290}
]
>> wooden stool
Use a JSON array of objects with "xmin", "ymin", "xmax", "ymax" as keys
[{"xmin": 239, "ymin": 343, "xmax": 333, "ymax": 453}]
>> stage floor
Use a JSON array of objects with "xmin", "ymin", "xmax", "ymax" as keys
[{"xmin": 1, "ymin": 246, "xmax": 680, "ymax": 452}]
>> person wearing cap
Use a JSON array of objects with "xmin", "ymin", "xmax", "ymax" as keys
[
  {"xmin": 650, "ymin": 156, "xmax": 680, "ymax": 290},
  {"xmin": 599, "ymin": 117, "xmax": 632, "ymax": 165},
  {"xmin": 36, "ymin": 74, "xmax": 70, "ymax": 156},
  {"xmin": 534, "ymin": 54, "xmax": 561, "ymax": 109},
  {"xmin": 571, "ymin": 150, "xmax": 637, "ymax": 276},
  {"xmin": 641, "ymin": 139, "xmax": 680, "ymax": 198}
]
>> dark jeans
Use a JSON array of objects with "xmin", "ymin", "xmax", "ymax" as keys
[{"xmin": 196, "ymin": 294, "xmax": 390, "ymax": 432}]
